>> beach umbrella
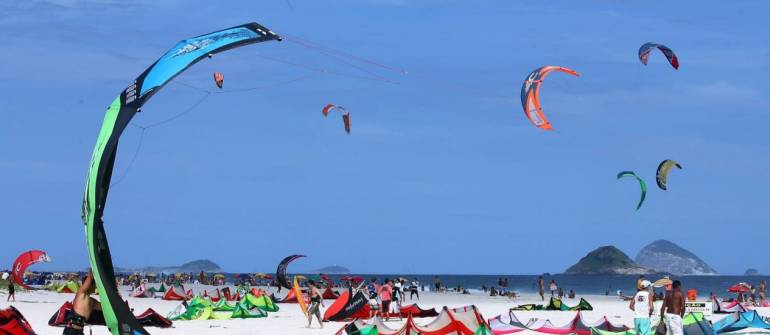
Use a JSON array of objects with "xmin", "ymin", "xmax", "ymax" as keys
[
  {"xmin": 727, "ymin": 283, "xmax": 751, "ymax": 293},
  {"xmin": 254, "ymin": 273, "xmax": 273, "ymax": 279},
  {"xmin": 653, "ymin": 277, "xmax": 673, "ymax": 287}
]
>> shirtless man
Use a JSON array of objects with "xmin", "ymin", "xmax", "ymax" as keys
[
  {"xmin": 65, "ymin": 271, "xmax": 102, "ymax": 335},
  {"xmin": 661, "ymin": 280, "xmax": 685, "ymax": 335},
  {"xmin": 306, "ymin": 280, "xmax": 324, "ymax": 329},
  {"xmin": 538, "ymin": 276, "xmax": 545, "ymax": 301}
]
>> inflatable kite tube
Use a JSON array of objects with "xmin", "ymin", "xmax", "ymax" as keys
[
  {"xmin": 276, "ymin": 254, "xmax": 305, "ymax": 289},
  {"xmin": 12, "ymin": 250, "xmax": 51, "ymax": 290},
  {"xmin": 293, "ymin": 276, "xmax": 308, "ymax": 317},
  {"xmin": 80, "ymin": 23, "xmax": 281, "ymax": 335}
]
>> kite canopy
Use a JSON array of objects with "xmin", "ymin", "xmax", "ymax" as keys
[
  {"xmin": 213, "ymin": 72, "xmax": 224, "ymax": 88},
  {"xmin": 617, "ymin": 171, "xmax": 647, "ymax": 210},
  {"xmin": 638, "ymin": 43, "xmax": 679, "ymax": 69},
  {"xmin": 321, "ymin": 103, "xmax": 351, "ymax": 134},
  {"xmin": 276, "ymin": 255, "xmax": 306, "ymax": 289},
  {"xmin": 80, "ymin": 22, "xmax": 281, "ymax": 335},
  {"xmin": 12, "ymin": 250, "xmax": 51, "ymax": 290},
  {"xmin": 521, "ymin": 66, "xmax": 579, "ymax": 131},
  {"xmin": 656, "ymin": 159, "xmax": 682, "ymax": 191},
  {"xmin": 727, "ymin": 283, "xmax": 752, "ymax": 293}
]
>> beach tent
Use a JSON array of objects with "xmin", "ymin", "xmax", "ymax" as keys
[
  {"xmin": 337, "ymin": 305, "xmax": 490, "ymax": 335},
  {"xmin": 0, "ymin": 306, "xmax": 36, "ymax": 335},
  {"xmin": 243, "ymin": 293, "xmax": 279, "ymax": 312},
  {"xmin": 323, "ymin": 287, "xmax": 341, "ymax": 299},
  {"xmin": 529, "ymin": 312, "xmax": 628, "ymax": 335},
  {"xmin": 162, "ymin": 286, "xmax": 191, "ymax": 301},
  {"xmin": 712, "ymin": 297, "xmax": 748, "ymax": 314},
  {"xmin": 489, "ymin": 311, "xmax": 532, "ymax": 334},
  {"xmin": 713, "ymin": 311, "xmax": 770, "ymax": 333},
  {"xmin": 324, "ymin": 288, "xmax": 372, "ymax": 321},
  {"xmin": 49, "ymin": 302, "xmax": 171, "ymax": 328},
  {"xmin": 681, "ymin": 312, "xmax": 715, "ymax": 335}
]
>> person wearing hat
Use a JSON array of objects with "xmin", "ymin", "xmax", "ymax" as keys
[{"xmin": 630, "ymin": 280, "xmax": 654, "ymax": 335}]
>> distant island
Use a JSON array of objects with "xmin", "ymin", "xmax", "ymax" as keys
[
  {"xmin": 745, "ymin": 268, "xmax": 761, "ymax": 276},
  {"xmin": 635, "ymin": 239, "xmax": 717, "ymax": 275},
  {"xmin": 565, "ymin": 246, "xmax": 654, "ymax": 275},
  {"xmin": 115, "ymin": 259, "xmax": 222, "ymax": 274},
  {"xmin": 315, "ymin": 265, "xmax": 350, "ymax": 274}
]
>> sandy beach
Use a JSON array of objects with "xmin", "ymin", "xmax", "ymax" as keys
[{"xmin": 4, "ymin": 285, "xmax": 768, "ymax": 335}]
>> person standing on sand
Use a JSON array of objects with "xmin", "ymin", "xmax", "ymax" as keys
[
  {"xmin": 65, "ymin": 271, "xmax": 102, "ymax": 335},
  {"xmin": 379, "ymin": 279, "xmax": 394, "ymax": 321},
  {"xmin": 410, "ymin": 278, "xmax": 420, "ymax": 300},
  {"xmin": 6, "ymin": 281, "xmax": 15, "ymax": 302},
  {"xmin": 631, "ymin": 280, "xmax": 653, "ymax": 335},
  {"xmin": 306, "ymin": 280, "xmax": 324, "ymax": 329},
  {"xmin": 661, "ymin": 280, "xmax": 685, "ymax": 335},
  {"xmin": 538, "ymin": 276, "xmax": 545, "ymax": 301},
  {"xmin": 434, "ymin": 276, "xmax": 441, "ymax": 292},
  {"xmin": 759, "ymin": 280, "xmax": 766, "ymax": 306},
  {"xmin": 549, "ymin": 279, "xmax": 558, "ymax": 297}
]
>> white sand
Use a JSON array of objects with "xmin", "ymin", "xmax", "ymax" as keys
[{"xmin": 2, "ymin": 287, "xmax": 769, "ymax": 335}]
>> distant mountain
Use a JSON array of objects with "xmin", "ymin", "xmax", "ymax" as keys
[
  {"xmin": 115, "ymin": 259, "xmax": 222, "ymax": 274},
  {"xmin": 566, "ymin": 246, "xmax": 654, "ymax": 275},
  {"xmin": 635, "ymin": 240, "xmax": 717, "ymax": 275},
  {"xmin": 315, "ymin": 265, "xmax": 350, "ymax": 274},
  {"xmin": 745, "ymin": 268, "xmax": 761, "ymax": 276}
]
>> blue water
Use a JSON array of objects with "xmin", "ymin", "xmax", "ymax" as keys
[{"xmin": 287, "ymin": 274, "xmax": 770, "ymax": 296}]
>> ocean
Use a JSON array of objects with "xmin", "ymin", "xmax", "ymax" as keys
[{"xmin": 285, "ymin": 274, "xmax": 770, "ymax": 296}]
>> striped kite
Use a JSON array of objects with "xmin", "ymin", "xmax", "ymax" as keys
[
  {"xmin": 656, "ymin": 159, "xmax": 682, "ymax": 190},
  {"xmin": 617, "ymin": 171, "xmax": 647, "ymax": 210},
  {"xmin": 638, "ymin": 43, "xmax": 679, "ymax": 69},
  {"xmin": 521, "ymin": 66, "xmax": 579, "ymax": 130},
  {"xmin": 322, "ymin": 103, "xmax": 351, "ymax": 134}
]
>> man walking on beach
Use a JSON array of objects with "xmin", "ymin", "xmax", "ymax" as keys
[
  {"xmin": 306, "ymin": 280, "xmax": 324, "ymax": 329},
  {"xmin": 6, "ymin": 280, "xmax": 15, "ymax": 302},
  {"xmin": 538, "ymin": 276, "xmax": 545, "ymax": 301},
  {"xmin": 410, "ymin": 278, "xmax": 420, "ymax": 300},
  {"xmin": 661, "ymin": 280, "xmax": 685, "ymax": 335},
  {"xmin": 379, "ymin": 279, "xmax": 394, "ymax": 321},
  {"xmin": 630, "ymin": 280, "xmax": 653, "ymax": 335}
]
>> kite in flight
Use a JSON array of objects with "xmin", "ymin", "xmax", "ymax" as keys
[
  {"xmin": 617, "ymin": 171, "xmax": 647, "ymax": 210},
  {"xmin": 656, "ymin": 159, "xmax": 682, "ymax": 190},
  {"xmin": 213, "ymin": 72, "xmax": 224, "ymax": 88},
  {"xmin": 322, "ymin": 103, "xmax": 351, "ymax": 134},
  {"xmin": 12, "ymin": 250, "xmax": 51, "ymax": 290},
  {"xmin": 81, "ymin": 23, "xmax": 281, "ymax": 335},
  {"xmin": 521, "ymin": 66, "xmax": 579, "ymax": 130},
  {"xmin": 638, "ymin": 43, "xmax": 679, "ymax": 69}
]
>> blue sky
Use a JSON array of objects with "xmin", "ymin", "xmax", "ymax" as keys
[{"xmin": 1, "ymin": 0, "xmax": 769, "ymax": 275}]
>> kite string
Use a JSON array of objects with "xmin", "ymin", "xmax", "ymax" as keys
[
  {"xmin": 109, "ymin": 127, "xmax": 145, "ymax": 188},
  {"xmin": 253, "ymin": 53, "xmax": 398, "ymax": 84},
  {"xmin": 111, "ymin": 74, "xmax": 315, "ymax": 187},
  {"xmin": 282, "ymin": 34, "xmax": 408, "ymax": 75}
]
